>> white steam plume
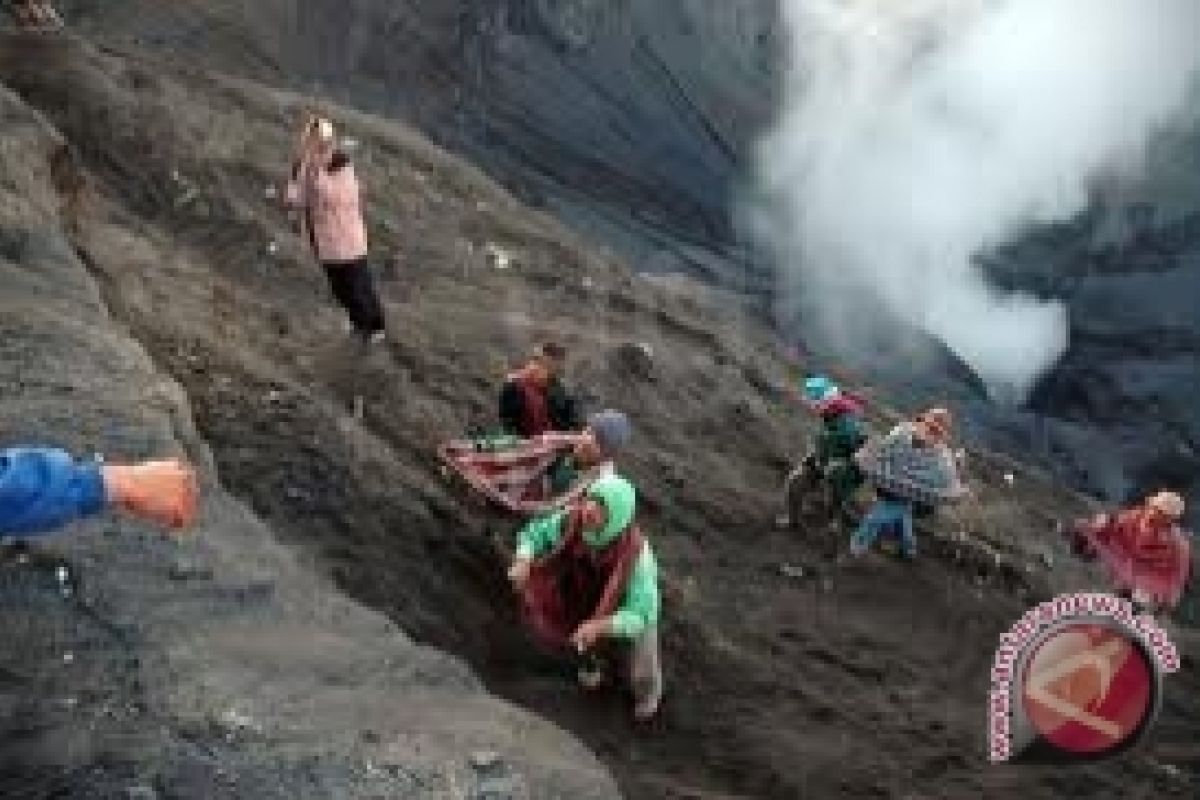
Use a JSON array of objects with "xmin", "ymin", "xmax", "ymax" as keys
[{"xmin": 753, "ymin": 0, "xmax": 1200, "ymax": 398}]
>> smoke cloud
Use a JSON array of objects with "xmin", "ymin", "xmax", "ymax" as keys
[{"xmin": 752, "ymin": 0, "xmax": 1200, "ymax": 398}]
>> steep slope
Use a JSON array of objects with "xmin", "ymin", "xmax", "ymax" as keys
[
  {"xmin": 54, "ymin": 0, "xmax": 1200, "ymax": 539},
  {"xmin": 3, "ymin": 32, "xmax": 1198, "ymax": 799},
  {"xmin": 58, "ymin": 0, "xmax": 776, "ymax": 286},
  {"xmin": 0, "ymin": 62, "xmax": 618, "ymax": 799}
]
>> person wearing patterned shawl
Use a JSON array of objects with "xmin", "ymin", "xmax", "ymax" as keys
[{"xmin": 850, "ymin": 408, "xmax": 967, "ymax": 559}]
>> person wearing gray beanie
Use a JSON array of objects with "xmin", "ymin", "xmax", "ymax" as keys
[
  {"xmin": 588, "ymin": 410, "xmax": 631, "ymax": 458},
  {"xmin": 563, "ymin": 410, "xmax": 632, "ymax": 478}
]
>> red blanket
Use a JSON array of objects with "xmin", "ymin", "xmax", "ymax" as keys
[
  {"xmin": 520, "ymin": 508, "xmax": 645, "ymax": 653},
  {"xmin": 438, "ymin": 436, "xmax": 596, "ymax": 517},
  {"xmin": 1071, "ymin": 510, "xmax": 1193, "ymax": 608}
]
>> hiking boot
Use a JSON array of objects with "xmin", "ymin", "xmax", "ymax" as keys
[{"xmin": 367, "ymin": 330, "xmax": 386, "ymax": 345}]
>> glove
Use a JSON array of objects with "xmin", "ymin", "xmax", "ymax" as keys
[{"xmin": 102, "ymin": 459, "xmax": 199, "ymax": 531}]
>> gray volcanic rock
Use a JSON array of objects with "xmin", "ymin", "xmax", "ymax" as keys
[{"xmin": 993, "ymin": 142, "xmax": 1200, "ymax": 523}]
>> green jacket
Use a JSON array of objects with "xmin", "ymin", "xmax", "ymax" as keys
[
  {"xmin": 516, "ymin": 510, "xmax": 660, "ymax": 640},
  {"xmin": 816, "ymin": 413, "xmax": 866, "ymax": 465}
]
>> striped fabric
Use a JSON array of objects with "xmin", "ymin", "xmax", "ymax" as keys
[{"xmin": 438, "ymin": 436, "xmax": 600, "ymax": 517}]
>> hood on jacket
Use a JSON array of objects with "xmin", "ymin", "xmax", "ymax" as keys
[{"xmin": 583, "ymin": 474, "xmax": 636, "ymax": 548}]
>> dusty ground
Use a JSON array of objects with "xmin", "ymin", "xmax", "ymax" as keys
[{"xmin": 1, "ymin": 32, "xmax": 1197, "ymax": 799}]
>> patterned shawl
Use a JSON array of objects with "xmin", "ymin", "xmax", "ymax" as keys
[{"xmin": 855, "ymin": 422, "xmax": 966, "ymax": 506}]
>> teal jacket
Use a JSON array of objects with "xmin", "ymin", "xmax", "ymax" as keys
[
  {"xmin": 817, "ymin": 413, "xmax": 866, "ymax": 464},
  {"xmin": 516, "ymin": 510, "xmax": 660, "ymax": 640}
]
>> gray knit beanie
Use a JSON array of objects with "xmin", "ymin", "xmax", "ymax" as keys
[{"xmin": 588, "ymin": 410, "xmax": 632, "ymax": 457}]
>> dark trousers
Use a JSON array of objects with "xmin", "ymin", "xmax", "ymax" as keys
[{"xmin": 322, "ymin": 259, "xmax": 385, "ymax": 335}]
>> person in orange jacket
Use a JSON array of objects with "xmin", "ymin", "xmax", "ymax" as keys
[{"xmin": 1, "ymin": 447, "xmax": 198, "ymax": 540}]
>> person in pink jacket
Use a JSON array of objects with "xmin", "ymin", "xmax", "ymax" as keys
[
  {"xmin": 285, "ymin": 116, "xmax": 387, "ymax": 344},
  {"xmin": 8, "ymin": 0, "xmax": 64, "ymax": 31}
]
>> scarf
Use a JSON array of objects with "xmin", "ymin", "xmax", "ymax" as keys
[{"xmin": 509, "ymin": 367, "xmax": 552, "ymax": 438}]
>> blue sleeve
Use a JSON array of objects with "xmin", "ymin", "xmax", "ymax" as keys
[{"xmin": 0, "ymin": 448, "xmax": 109, "ymax": 539}]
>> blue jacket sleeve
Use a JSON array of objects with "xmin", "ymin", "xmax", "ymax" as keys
[{"xmin": 0, "ymin": 448, "xmax": 109, "ymax": 539}]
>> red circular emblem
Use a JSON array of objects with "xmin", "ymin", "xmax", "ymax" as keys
[{"xmin": 1020, "ymin": 622, "xmax": 1154, "ymax": 756}]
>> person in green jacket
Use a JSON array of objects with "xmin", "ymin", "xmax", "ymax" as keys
[
  {"xmin": 508, "ymin": 473, "xmax": 662, "ymax": 721},
  {"xmin": 779, "ymin": 375, "xmax": 868, "ymax": 528}
]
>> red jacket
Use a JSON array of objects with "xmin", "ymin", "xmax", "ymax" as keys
[{"xmin": 1075, "ymin": 508, "xmax": 1193, "ymax": 607}]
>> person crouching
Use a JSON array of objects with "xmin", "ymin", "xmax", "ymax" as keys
[{"xmin": 507, "ymin": 473, "xmax": 662, "ymax": 721}]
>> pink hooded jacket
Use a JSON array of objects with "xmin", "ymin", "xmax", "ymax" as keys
[{"xmin": 286, "ymin": 155, "xmax": 368, "ymax": 264}]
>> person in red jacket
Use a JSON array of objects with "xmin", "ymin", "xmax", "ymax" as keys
[
  {"xmin": 285, "ymin": 115, "xmax": 387, "ymax": 344},
  {"xmin": 1067, "ymin": 491, "xmax": 1193, "ymax": 615}
]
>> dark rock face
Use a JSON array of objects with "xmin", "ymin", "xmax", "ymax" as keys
[{"xmin": 993, "ymin": 154, "xmax": 1200, "ymax": 521}]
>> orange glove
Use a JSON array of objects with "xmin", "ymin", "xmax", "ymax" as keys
[{"xmin": 102, "ymin": 459, "xmax": 199, "ymax": 531}]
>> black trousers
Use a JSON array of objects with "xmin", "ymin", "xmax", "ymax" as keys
[{"xmin": 322, "ymin": 259, "xmax": 385, "ymax": 335}]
